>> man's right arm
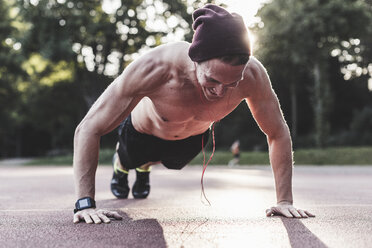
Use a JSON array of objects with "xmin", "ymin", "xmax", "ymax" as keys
[
  {"xmin": 72, "ymin": 76, "xmax": 140, "ymax": 224},
  {"xmin": 73, "ymin": 52, "xmax": 169, "ymax": 224}
]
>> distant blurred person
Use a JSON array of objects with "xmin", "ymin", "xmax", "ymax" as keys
[
  {"xmin": 72, "ymin": 4, "xmax": 315, "ymax": 224},
  {"xmin": 228, "ymin": 140, "xmax": 240, "ymax": 166}
]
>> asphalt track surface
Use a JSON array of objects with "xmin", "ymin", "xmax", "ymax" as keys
[{"xmin": 1, "ymin": 164, "xmax": 372, "ymax": 248}]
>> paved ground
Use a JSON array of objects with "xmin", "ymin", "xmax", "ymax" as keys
[{"xmin": 0, "ymin": 164, "xmax": 371, "ymax": 248}]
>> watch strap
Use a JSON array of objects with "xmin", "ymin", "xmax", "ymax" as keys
[{"xmin": 74, "ymin": 197, "xmax": 96, "ymax": 213}]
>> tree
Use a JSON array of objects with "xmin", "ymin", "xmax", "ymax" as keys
[
  {"xmin": 0, "ymin": 0, "xmax": 27, "ymax": 156},
  {"xmin": 253, "ymin": 0, "xmax": 371, "ymax": 147},
  {"xmin": 1, "ymin": 0, "xmax": 214, "ymax": 156}
]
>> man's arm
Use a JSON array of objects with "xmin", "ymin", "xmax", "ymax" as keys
[
  {"xmin": 243, "ymin": 58, "xmax": 314, "ymax": 218},
  {"xmin": 73, "ymin": 53, "xmax": 169, "ymax": 224}
]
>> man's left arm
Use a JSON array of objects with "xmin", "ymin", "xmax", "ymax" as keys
[{"xmin": 243, "ymin": 58, "xmax": 314, "ymax": 218}]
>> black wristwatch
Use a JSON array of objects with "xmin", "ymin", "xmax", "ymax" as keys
[{"xmin": 74, "ymin": 197, "xmax": 96, "ymax": 213}]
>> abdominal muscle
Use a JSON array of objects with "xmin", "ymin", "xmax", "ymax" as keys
[{"xmin": 130, "ymin": 97, "xmax": 212, "ymax": 140}]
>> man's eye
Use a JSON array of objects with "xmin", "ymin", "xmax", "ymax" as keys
[{"xmin": 227, "ymin": 82, "xmax": 238, "ymax": 87}]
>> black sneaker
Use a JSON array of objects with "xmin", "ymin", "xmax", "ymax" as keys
[
  {"xmin": 132, "ymin": 169, "xmax": 151, "ymax": 199},
  {"xmin": 110, "ymin": 154, "xmax": 130, "ymax": 199}
]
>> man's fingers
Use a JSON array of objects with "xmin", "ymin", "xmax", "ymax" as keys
[
  {"xmin": 266, "ymin": 208, "xmax": 273, "ymax": 217},
  {"xmin": 90, "ymin": 214, "xmax": 102, "ymax": 224},
  {"xmin": 266, "ymin": 205, "xmax": 315, "ymax": 218},
  {"xmin": 289, "ymin": 208, "xmax": 302, "ymax": 218},
  {"xmin": 298, "ymin": 209, "xmax": 309, "ymax": 218},
  {"xmin": 106, "ymin": 211, "xmax": 123, "ymax": 220},
  {"xmin": 281, "ymin": 208, "xmax": 294, "ymax": 218},
  {"xmin": 74, "ymin": 209, "xmax": 123, "ymax": 223},
  {"xmin": 73, "ymin": 214, "xmax": 80, "ymax": 224},
  {"xmin": 267, "ymin": 207, "xmax": 293, "ymax": 218},
  {"xmin": 82, "ymin": 213, "xmax": 94, "ymax": 224},
  {"xmin": 305, "ymin": 210, "xmax": 315, "ymax": 217},
  {"xmin": 98, "ymin": 213, "xmax": 111, "ymax": 224}
]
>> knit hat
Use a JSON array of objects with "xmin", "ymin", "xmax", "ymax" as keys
[{"xmin": 188, "ymin": 4, "xmax": 251, "ymax": 62}]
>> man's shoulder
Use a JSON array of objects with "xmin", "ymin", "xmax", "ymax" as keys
[
  {"xmin": 138, "ymin": 41, "xmax": 191, "ymax": 69},
  {"xmin": 146, "ymin": 41, "xmax": 190, "ymax": 58},
  {"xmin": 120, "ymin": 42, "xmax": 192, "ymax": 94},
  {"xmin": 243, "ymin": 56, "xmax": 268, "ymax": 82},
  {"xmin": 160, "ymin": 41, "xmax": 191, "ymax": 50},
  {"xmin": 237, "ymin": 57, "xmax": 271, "ymax": 98}
]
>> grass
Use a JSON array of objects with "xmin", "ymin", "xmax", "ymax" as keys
[
  {"xmin": 26, "ymin": 149, "xmax": 115, "ymax": 165},
  {"xmin": 189, "ymin": 151, "xmax": 270, "ymax": 165},
  {"xmin": 293, "ymin": 147, "xmax": 372, "ymax": 165},
  {"xmin": 26, "ymin": 146, "xmax": 372, "ymax": 166}
]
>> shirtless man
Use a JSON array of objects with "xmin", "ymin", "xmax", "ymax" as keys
[{"xmin": 73, "ymin": 4, "xmax": 314, "ymax": 224}]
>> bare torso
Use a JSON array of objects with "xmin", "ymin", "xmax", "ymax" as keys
[
  {"xmin": 130, "ymin": 42, "xmax": 248, "ymax": 140},
  {"xmin": 74, "ymin": 39, "xmax": 296, "ymax": 212}
]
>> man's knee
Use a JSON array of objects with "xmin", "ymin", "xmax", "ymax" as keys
[{"xmin": 138, "ymin": 162, "xmax": 158, "ymax": 171}]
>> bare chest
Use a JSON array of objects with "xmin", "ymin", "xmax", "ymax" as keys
[{"xmin": 148, "ymin": 81, "xmax": 242, "ymax": 123}]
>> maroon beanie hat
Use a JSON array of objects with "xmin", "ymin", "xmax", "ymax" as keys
[{"xmin": 188, "ymin": 4, "xmax": 251, "ymax": 62}]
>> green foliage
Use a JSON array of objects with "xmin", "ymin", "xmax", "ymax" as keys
[
  {"xmin": 1, "ymin": 0, "xmax": 209, "ymax": 157},
  {"xmin": 27, "ymin": 147, "xmax": 115, "ymax": 165},
  {"xmin": 190, "ymin": 150, "xmax": 270, "ymax": 165},
  {"xmin": 2, "ymin": 0, "xmax": 372, "ymax": 158},
  {"xmin": 343, "ymin": 106, "xmax": 372, "ymax": 145},
  {"xmin": 26, "ymin": 147, "xmax": 372, "ymax": 165},
  {"xmin": 0, "ymin": 0, "xmax": 26, "ymax": 157},
  {"xmin": 293, "ymin": 147, "xmax": 372, "ymax": 165},
  {"xmin": 214, "ymin": 102, "xmax": 266, "ymax": 151},
  {"xmin": 253, "ymin": 0, "xmax": 372, "ymax": 148}
]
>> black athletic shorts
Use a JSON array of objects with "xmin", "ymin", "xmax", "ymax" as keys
[{"xmin": 117, "ymin": 114, "xmax": 210, "ymax": 170}]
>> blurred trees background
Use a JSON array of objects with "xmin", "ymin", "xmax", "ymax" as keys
[
  {"xmin": 249, "ymin": 0, "xmax": 372, "ymax": 149},
  {"xmin": 0, "ymin": 0, "xmax": 371, "ymax": 158}
]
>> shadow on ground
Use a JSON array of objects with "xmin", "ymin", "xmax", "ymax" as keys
[
  {"xmin": 281, "ymin": 217, "xmax": 328, "ymax": 248},
  {"xmin": 74, "ymin": 209, "xmax": 167, "ymax": 248},
  {"xmin": 0, "ymin": 209, "xmax": 167, "ymax": 248}
]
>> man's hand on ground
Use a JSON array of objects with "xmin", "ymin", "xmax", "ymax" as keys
[
  {"xmin": 73, "ymin": 208, "xmax": 123, "ymax": 224},
  {"xmin": 266, "ymin": 202, "xmax": 315, "ymax": 218}
]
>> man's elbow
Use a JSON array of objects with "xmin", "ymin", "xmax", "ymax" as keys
[
  {"xmin": 74, "ymin": 123, "xmax": 82, "ymax": 140},
  {"xmin": 74, "ymin": 121, "xmax": 86, "ymax": 140},
  {"xmin": 267, "ymin": 125, "xmax": 291, "ymax": 145},
  {"xmin": 74, "ymin": 120, "xmax": 101, "ymax": 141}
]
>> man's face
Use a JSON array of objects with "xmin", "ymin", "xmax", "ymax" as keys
[{"xmin": 195, "ymin": 59, "xmax": 246, "ymax": 101}]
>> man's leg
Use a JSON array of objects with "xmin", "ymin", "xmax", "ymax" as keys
[
  {"xmin": 112, "ymin": 141, "xmax": 158, "ymax": 199},
  {"xmin": 132, "ymin": 161, "xmax": 159, "ymax": 199},
  {"xmin": 112, "ymin": 114, "xmax": 163, "ymax": 199},
  {"xmin": 111, "ymin": 143, "xmax": 130, "ymax": 198},
  {"xmin": 114, "ymin": 142, "xmax": 129, "ymax": 171}
]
